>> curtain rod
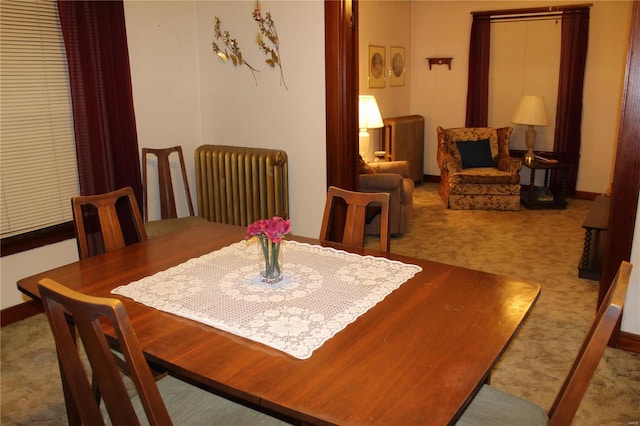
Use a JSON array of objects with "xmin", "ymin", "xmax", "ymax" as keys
[
  {"xmin": 490, "ymin": 13, "xmax": 563, "ymax": 23},
  {"xmin": 471, "ymin": 3, "xmax": 592, "ymax": 18}
]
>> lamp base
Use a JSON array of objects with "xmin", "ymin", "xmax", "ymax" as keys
[
  {"xmin": 523, "ymin": 150, "xmax": 536, "ymax": 164},
  {"xmin": 523, "ymin": 125, "xmax": 537, "ymax": 165},
  {"xmin": 359, "ymin": 130, "xmax": 370, "ymax": 160}
]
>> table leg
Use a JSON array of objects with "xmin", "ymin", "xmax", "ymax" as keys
[
  {"xmin": 542, "ymin": 169, "xmax": 553, "ymax": 200},
  {"xmin": 582, "ymin": 229, "xmax": 593, "ymax": 270},
  {"xmin": 544, "ymin": 169, "xmax": 550, "ymax": 189},
  {"xmin": 528, "ymin": 168, "xmax": 536, "ymax": 203}
]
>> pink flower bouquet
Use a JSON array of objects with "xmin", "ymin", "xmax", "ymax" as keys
[{"xmin": 246, "ymin": 216, "xmax": 291, "ymax": 283}]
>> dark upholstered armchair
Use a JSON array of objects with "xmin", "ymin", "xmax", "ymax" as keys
[{"xmin": 359, "ymin": 158, "xmax": 414, "ymax": 236}]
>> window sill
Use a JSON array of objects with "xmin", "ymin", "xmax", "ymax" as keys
[{"xmin": 1, "ymin": 222, "xmax": 75, "ymax": 257}]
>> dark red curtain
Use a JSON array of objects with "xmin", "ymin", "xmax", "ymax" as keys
[
  {"xmin": 465, "ymin": 15, "xmax": 491, "ymax": 127},
  {"xmin": 57, "ymin": 0, "xmax": 142, "ymax": 202},
  {"xmin": 57, "ymin": 0, "xmax": 143, "ymax": 254},
  {"xmin": 552, "ymin": 8, "xmax": 590, "ymax": 196}
]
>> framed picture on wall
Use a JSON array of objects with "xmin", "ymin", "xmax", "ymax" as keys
[
  {"xmin": 390, "ymin": 46, "xmax": 405, "ymax": 87},
  {"xmin": 368, "ymin": 45, "xmax": 385, "ymax": 88}
]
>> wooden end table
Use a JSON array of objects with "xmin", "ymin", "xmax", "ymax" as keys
[
  {"xmin": 520, "ymin": 158, "xmax": 573, "ymax": 209},
  {"xmin": 578, "ymin": 195, "xmax": 610, "ymax": 280}
]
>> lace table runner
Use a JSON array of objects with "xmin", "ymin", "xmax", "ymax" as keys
[{"xmin": 112, "ymin": 240, "xmax": 422, "ymax": 359}]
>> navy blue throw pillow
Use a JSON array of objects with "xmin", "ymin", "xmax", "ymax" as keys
[{"xmin": 455, "ymin": 139, "xmax": 495, "ymax": 169}]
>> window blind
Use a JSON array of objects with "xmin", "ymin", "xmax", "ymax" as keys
[
  {"xmin": 488, "ymin": 19, "xmax": 561, "ymax": 152},
  {"xmin": 1, "ymin": 0, "xmax": 79, "ymax": 238}
]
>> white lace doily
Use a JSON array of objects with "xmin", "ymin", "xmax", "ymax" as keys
[{"xmin": 112, "ymin": 240, "xmax": 422, "ymax": 359}]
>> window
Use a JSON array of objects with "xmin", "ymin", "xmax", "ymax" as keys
[
  {"xmin": 0, "ymin": 0, "xmax": 79, "ymax": 239},
  {"xmin": 489, "ymin": 18, "xmax": 561, "ymax": 152}
]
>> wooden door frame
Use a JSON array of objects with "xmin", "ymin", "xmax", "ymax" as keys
[
  {"xmin": 600, "ymin": 1, "xmax": 640, "ymax": 350},
  {"xmin": 324, "ymin": 0, "xmax": 358, "ymax": 192},
  {"xmin": 324, "ymin": 0, "xmax": 638, "ymax": 347},
  {"xmin": 324, "ymin": 0, "xmax": 358, "ymax": 240}
]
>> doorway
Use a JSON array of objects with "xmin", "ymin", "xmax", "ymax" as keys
[{"xmin": 324, "ymin": 0, "xmax": 640, "ymax": 346}]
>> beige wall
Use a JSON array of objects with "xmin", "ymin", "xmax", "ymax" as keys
[
  {"xmin": 358, "ymin": 1, "xmax": 413, "ymax": 161},
  {"xmin": 125, "ymin": 0, "xmax": 327, "ymax": 238},
  {"xmin": 194, "ymin": 1, "xmax": 326, "ymax": 238},
  {"xmin": 1, "ymin": 240, "xmax": 79, "ymax": 309},
  {"xmin": 359, "ymin": 0, "xmax": 413, "ymax": 115}
]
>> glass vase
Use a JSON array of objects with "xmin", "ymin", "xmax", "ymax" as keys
[{"xmin": 258, "ymin": 236, "xmax": 283, "ymax": 283}]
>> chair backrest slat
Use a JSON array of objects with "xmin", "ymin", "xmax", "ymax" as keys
[
  {"xmin": 142, "ymin": 146, "xmax": 195, "ymax": 222},
  {"xmin": 320, "ymin": 186, "xmax": 390, "ymax": 253},
  {"xmin": 38, "ymin": 278, "xmax": 172, "ymax": 426},
  {"xmin": 547, "ymin": 261, "xmax": 632, "ymax": 425}
]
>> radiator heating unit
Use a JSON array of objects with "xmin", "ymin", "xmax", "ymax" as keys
[{"xmin": 195, "ymin": 145, "xmax": 289, "ymax": 226}]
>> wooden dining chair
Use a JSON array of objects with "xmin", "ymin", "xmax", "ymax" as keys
[
  {"xmin": 39, "ymin": 278, "xmax": 172, "ymax": 425},
  {"xmin": 456, "ymin": 260, "xmax": 633, "ymax": 426},
  {"xmin": 142, "ymin": 146, "xmax": 208, "ymax": 238},
  {"xmin": 38, "ymin": 278, "xmax": 284, "ymax": 425},
  {"xmin": 71, "ymin": 187, "xmax": 147, "ymax": 260},
  {"xmin": 319, "ymin": 186, "xmax": 391, "ymax": 253}
]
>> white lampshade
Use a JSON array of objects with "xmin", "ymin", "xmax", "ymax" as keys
[
  {"xmin": 358, "ymin": 95, "xmax": 384, "ymax": 130},
  {"xmin": 511, "ymin": 95, "xmax": 549, "ymax": 126},
  {"xmin": 357, "ymin": 95, "xmax": 383, "ymax": 160}
]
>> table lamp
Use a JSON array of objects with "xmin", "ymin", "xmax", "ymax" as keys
[
  {"xmin": 511, "ymin": 95, "xmax": 549, "ymax": 164},
  {"xmin": 358, "ymin": 95, "xmax": 384, "ymax": 160}
]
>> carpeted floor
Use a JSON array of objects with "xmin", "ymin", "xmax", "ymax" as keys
[{"xmin": 2, "ymin": 183, "xmax": 639, "ymax": 425}]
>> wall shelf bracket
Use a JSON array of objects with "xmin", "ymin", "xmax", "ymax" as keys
[{"xmin": 426, "ymin": 57, "xmax": 453, "ymax": 70}]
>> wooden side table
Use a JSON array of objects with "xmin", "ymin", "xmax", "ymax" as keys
[
  {"xmin": 520, "ymin": 159, "xmax": 573, "ymax": 209},
  {"xmin": 578, "ymin": 195, "xmax": 610, "ymax": 280}
]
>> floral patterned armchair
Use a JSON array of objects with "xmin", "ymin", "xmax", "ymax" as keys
[{"xmin": 437, "ymin": 126, "xmax": 522, "ymax": 211}]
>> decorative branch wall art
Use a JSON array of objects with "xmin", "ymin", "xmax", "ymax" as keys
[
  {"xmin": 211, "ymin": 5, "xmax": 287, "ymax": 90},
  {"xmin": 253, "ymin": 9, "xmax": 287, "ymax": 89},
  {"xmin": 211, "ymin": 17, "xmax": 260, "ymax": 85}
]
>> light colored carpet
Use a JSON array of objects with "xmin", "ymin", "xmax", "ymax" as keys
[{"xmin": 2, "ymin": 183, "xmax": 639, "ymax": 425}]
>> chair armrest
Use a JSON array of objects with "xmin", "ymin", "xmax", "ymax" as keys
[
  {"xmin": 368, "ymin": 161, "xmax": 411, "ymax": 179},
  {"xmin": 497, "ymin": 156, "xmax": 523, "ymax": 173},
  {"xmin": 359, "ymin": 173, "xmax": 403, "ymax": 191},
  {"xmin": 439, "ymin": 153, "xmax": 460, "ymax": 174}
]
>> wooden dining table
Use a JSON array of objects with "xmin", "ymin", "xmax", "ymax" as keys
[{"xmin": 17, "ymin": 222, "xmax": 540, "ymax": 425}]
